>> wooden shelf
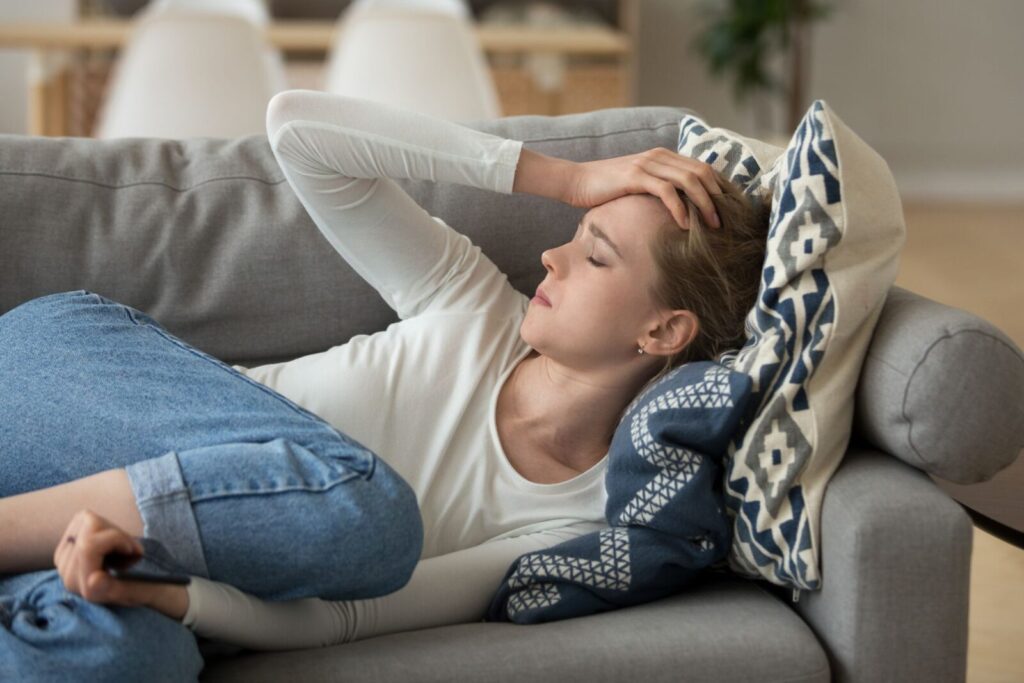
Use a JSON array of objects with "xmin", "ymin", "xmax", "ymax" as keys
[{"xmin": 0, "ymin": 19, "xmax": 630, "ymax": 54}]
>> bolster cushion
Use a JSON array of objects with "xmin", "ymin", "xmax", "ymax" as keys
[{"xmin": 853, "ymin": 285, "xmax": 1024, "ymax": 484}]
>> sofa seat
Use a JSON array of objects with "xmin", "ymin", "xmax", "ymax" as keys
[{"xmin": 199, "ymin": 573, "xmax": 830, "ymax": 682}]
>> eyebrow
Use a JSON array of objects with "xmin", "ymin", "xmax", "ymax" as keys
[{"xmin": 578, "ymin": 220, "xmax": 625, "ymax": 261}]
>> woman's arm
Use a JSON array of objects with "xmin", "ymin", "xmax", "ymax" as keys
[
  {"xmin": 511, "ymin": 147, "xmax": 578, "ymax": 202},
  {"xmin": 148, "ymin": 583, "xmax": 190, "ymax": 620},
  {"xmin": 177, "ymin": 522, "xmax": 605, "ymax": 651},
  {"xmin": 265, "ymin": 89, "xmax": 526, "ymax": 320},
  {"xmin": 0, "ymin": 468, "xmax": 143, "ymax": 573}
]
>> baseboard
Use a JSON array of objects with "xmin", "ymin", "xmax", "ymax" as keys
[{"xmin": 893, "ymin": 169, "xmax": 1024, "ymax": 203}]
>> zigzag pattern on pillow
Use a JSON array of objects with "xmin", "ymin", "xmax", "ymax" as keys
[{"xmin": 485, "ymin": 361, "xmax": 752, "ymax": 623}]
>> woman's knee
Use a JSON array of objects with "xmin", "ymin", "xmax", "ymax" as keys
[
  {"xmin": 287, "ymin": 441, "xmax": 424, "ymax": 598},
  {"xmin": 307, "ymin": 462, "xmax": 424, "ymax": 600},
  {"xmin": 352, "ymin": 464, "xmax": 423, "ymax": 593},
  {"xmin": 189, "ymin": 444, "xmax": 424, "ymax": 603}
]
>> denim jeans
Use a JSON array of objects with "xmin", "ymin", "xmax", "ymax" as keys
[{"xmin": 0, "ymin": 290, "xmax": 424, "ymax": 681}]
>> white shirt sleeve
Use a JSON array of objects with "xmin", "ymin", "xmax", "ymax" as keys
[
  {"xmin": 265, "ymin": 89, "xmax": 525, "ymax": 320},
  {"xmin": 180, "ymin": 522, "xmax": 604, "ymax": 651}
]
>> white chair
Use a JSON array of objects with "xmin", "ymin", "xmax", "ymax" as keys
[
  {"xmin": 322, "ymin": 5, "xmax": 501, "ymax": 122},
  {"xmin": 94, "ymin": 13, "xmax": 282, "ymax": 139},
  {"xmin": 139, "ymin": 0, "xmax": 271, "ymax": 26},
  {"xmin": 136, "ymin": 0, "xmax": 288, "ymax": 96}
]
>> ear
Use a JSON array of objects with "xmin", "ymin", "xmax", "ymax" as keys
[{"xmin": 644, "ymin": 310, "xmax": 699, "ymax": 356}]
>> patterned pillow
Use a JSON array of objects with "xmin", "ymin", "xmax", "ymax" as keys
[
  {"xmin": 678, "ymin": 100, "xmax": 906, "ymax": 597},
  {"xmin": 485, "ymin": 361, "xmax": 754, "ymax": 623}
]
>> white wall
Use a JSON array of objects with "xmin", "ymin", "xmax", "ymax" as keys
[{"xmin": 637, "ymin": 0, "xmax": 1024, "ymax": 202}]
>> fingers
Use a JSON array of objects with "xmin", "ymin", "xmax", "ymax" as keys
[
  {"xmin": 81, "ymin": 565, "xmax": 150, "ymax": 608},
  {"xmin": 72, "ymin": 527, "xmax": 138, "ymax": 597},
  {"xmin": 646, "ymin": 156, "xmax": 720, "ymax": 229},
  {"xmin": 650, "ymin": 178, "xmax": 690, "ymax": 230},
  {"xmin": 637, "ymin": 150, "xmax": 723, "ymax": 229},
  {"xmin": 53, "ymin": 513, "xmax": 82, "ymax": 568},
  {"xmin": 54, "ymin": 509, "xmax": 146, "ymax": 606},
  {"xmin": 650, "ymin": 147, "xmax": 724, "ymax": 200}
]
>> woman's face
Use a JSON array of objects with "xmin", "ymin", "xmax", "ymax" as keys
[{"xmin": 520, "ymin": 193, "xmax": 675, "ymax": 370}]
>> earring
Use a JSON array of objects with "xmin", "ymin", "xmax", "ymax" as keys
[{"xmin": 637, "ymin": 342, "xmax": 646, "ymax": 355}]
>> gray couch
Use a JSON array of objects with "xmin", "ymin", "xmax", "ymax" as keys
[{"xmin": 2, "ymin": 104, "xmax": 1022, "ymax": 683}]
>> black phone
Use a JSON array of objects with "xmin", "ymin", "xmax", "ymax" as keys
[{"xmin": 102, "ymin": 536, "xmax": 192, "ymax": 585}]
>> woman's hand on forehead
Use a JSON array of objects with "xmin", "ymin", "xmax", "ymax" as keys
[{"xmin": 566, "ymin": 148, "xmax": 723, "ymax": 230}]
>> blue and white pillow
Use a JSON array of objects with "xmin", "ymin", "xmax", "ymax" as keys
[
  {"xmin": 485, "ymin": 361, "xmax": 754, "ymax": 623},
  {"xmin": 679, "ymin": 100, "xmax": 906, "ymax": 595}
]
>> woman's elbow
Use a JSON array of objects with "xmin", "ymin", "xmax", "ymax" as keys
[{"xmin": 266, "ymin": 89, "xmax": 315, "ymax": 145}]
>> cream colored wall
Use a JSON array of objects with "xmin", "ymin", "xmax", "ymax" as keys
[{"xmin": 636, "ymin": 0, "xmax": 1024, "ymax": 202}]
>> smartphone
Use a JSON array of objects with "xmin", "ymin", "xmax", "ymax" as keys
[{"xmin": 102, "ymin": 536, "xmax": 192, "ymax": 585}]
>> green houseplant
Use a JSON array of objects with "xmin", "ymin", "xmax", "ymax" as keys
[{"xmin": 692, "ymin": 0, "xmax": 836, "ymax": 138}]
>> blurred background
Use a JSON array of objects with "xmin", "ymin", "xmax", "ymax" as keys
[
  {"xmin": 1, "ymin": 1, "xmax": 1021, "ymax": 680},
  {"xmin": 1, "ymin": 0, "xmax": 1022, "ymax": 206}
]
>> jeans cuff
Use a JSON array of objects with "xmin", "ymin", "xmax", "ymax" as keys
[{"xmin": 124, "ymin": 452, "xmax": 211, "ymax": 579}]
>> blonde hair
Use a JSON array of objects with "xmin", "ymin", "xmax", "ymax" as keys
[{"xmin": 643, "ymin": 170, "xmax": 773, "ymax": 386}]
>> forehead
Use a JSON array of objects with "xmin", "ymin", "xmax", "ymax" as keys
[{"xmin": 583, "ymin": 194, "xmax": 671, "ymax": 249}]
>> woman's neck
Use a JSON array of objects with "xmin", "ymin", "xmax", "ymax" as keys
[{"xmin": 503, "ymin": 350, "xmax": 649, "ymax": 471}]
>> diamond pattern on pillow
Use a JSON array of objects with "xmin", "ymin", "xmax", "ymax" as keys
[{"xmin": 678, "ymin": 100, "xmax": 906, "ymax": 593}]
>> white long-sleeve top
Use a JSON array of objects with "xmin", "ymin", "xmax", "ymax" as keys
[{"xmin": 178, "ymin": 90, "xmax": 610, "ymax": 650}]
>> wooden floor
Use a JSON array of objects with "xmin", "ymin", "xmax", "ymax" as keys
[{"xmin": 896, "ymin": 202, "xmax": 1024, "ymax": 683}]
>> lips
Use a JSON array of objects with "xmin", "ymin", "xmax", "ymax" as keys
[{"xmin": 534, "ymin": 287, "xmax": 552, "ymax": 306}]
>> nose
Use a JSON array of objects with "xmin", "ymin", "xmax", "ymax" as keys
[{"xmin": 540, "ymin": 243, "xmax": 564, "ymax": 275}]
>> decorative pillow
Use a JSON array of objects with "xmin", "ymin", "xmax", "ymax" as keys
[
  {"xmin": 678, "ymin": 100, "xmax": 906, "ymax": 596},
  {"xmin": 485, "ymin": 361, "xmax": 754, "ymax": 623}
]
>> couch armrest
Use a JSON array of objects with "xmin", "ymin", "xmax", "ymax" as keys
[{"xmin": 785, "ymin": 443, "xmax": 972, "ymax": 683}]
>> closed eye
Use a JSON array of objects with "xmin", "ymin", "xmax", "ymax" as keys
[{"xmin": 577, "ymin": 221, "xmax": 608, "ymax": 268}]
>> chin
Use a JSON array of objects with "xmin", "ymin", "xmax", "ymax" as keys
[
  {"xmin": 518, "ymin": 318, "xmax": 544, "ymax": 351},
  {"xmin": 518, "ymin": 323, "xmax": 534, "ymax": 347}
]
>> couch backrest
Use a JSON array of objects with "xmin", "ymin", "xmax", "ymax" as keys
[
  {"xmin": 0, "ymin": 105, "xmax": 688, "ymax": 366},
  {"xmin": 1, "ymin": 105, "xmax": 1020, "ymax": 486}
]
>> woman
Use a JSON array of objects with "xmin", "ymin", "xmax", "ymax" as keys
[{"xmin": 0, "ymin": 89, "xmax": 770, "ymax": 678}]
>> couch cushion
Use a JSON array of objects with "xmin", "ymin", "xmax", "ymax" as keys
[{"xmin": 198, "ymin": 573, "xmax": 829, "ymax": 683}]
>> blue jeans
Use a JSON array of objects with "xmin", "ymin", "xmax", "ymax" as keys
[{"xmin": 0, "ymin": 290, "xmax": 424, "ymax": 681}]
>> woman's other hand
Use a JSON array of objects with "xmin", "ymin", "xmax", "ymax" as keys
[
  {"xmin": 53, "ymin": 509, "xmax": 189, "ymax": 620},
  {"xmin": 566, "ymin": 148, "xmax": 723, "ymax": 230}
]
